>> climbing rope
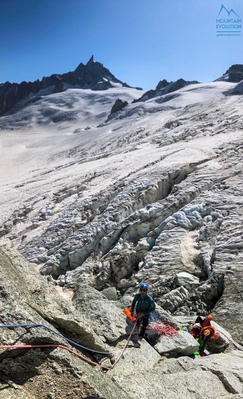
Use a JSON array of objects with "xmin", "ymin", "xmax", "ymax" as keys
[
  {"xmin": 0, "ymin": 316, "xmax": 177, "ymax": 370},
  {"xmin": 147, "ymin": 322, "xmax": 178, "ymax": 336},
  {"xmin": 0, "ymin": 322, "xmax": 137, "ymax": 370},
  {"xmin": 110, "ymin": 319, "xmax": 137, "ymax": 369},
  {"xmin": 0, "ymin": 343, "xmax": 110, "ymax": 370},
  {"xmin": 0, "ymin": 323, "xmax": 112, "ymax": 355}
]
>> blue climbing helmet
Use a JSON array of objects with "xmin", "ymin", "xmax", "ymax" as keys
[{"xmin": 140, "ymin": 283, "xmax": 148, "ymax": 291}]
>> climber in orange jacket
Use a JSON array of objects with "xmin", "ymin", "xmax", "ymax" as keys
[
  {"xmin": 189, "ymin": 314, "xmax": 213, "ymax": 338},
  {"xmin": 199, "ymin": 324, "xmax": 219, "ymax": 355}
]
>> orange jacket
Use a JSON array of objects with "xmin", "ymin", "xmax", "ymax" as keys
[{"xmin": 200, "ymin": 325, "xmax": 218, "ymax": 339}]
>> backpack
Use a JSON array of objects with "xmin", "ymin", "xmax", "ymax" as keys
[{"xmin": 144, "ymin": 329, "xmax": 160, "ymax": 345}]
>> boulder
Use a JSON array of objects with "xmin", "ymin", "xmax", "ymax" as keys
[{"xmin": 154, "ymin": 330, "xmax": 199, "ymax": 356}]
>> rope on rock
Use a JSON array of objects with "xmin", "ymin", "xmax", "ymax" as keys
[
  {"xmin": 123, "ymin": 307, "xmax": 178, "ymax": 337},
  {"xmin": 110, "ymin": 319, "xmax": 137, "ymax": 369},
  {"xmin": 0, "ymin": 315, "xmax": 178, "ymax": 371},
  {"xmin": 0, "ymin": 323, "xmax": 113, "ymax": 355},
  {"xmin": 0, "ymin": 343, "xmax": 110, "ymax": 370},
  {"xmin": 0, "ymin": 322, "xmax": 138, "ymax": 371},
  {"xmin": 147, "ymin": 322, "xmax": 178, "ymax": 337},
  {"xmin": 0, "ymin": 320, "xmax": 138, "ymax": 371}
]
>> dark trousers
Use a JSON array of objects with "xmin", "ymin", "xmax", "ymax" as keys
[
  {"xmin": 199, "ymin": 335, "xmax": 211, "ymax": 355},
  {"xmin": 136, "ymin": 316, "xmax": 149, "ymax": 337}
]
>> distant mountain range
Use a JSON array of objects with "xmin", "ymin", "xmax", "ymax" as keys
[{"xmin": 0, "ymin": 57, "xmax": 243, "ymax": 117}]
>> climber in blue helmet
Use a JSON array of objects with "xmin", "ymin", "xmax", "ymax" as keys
[{"xmin": 131, "ymin": 283, "xmax": 156, "ymax": 338}]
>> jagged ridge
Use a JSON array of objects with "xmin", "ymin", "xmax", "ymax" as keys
[{"xmin": 0, "ymin": 56, "xmax": 130, "ymax": 116}]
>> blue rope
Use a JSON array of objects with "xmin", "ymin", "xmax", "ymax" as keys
[{"xmin": 0, "ymin": 323, "xmax": 113, "ymax": 355}]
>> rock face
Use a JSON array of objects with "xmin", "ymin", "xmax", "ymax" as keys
[
  {"xmin": 228, "ymin": 80, "xmax": 243, "ymax": 95},
  {"xmin": 1, "ymin": 246, "xmax": 243, "ymax": 399},
  {"xmin": 225, "ymin": 64, "xmax": 243, "ymax": 82},
  {"xmin": 216, "ymin": 64, "xmax": 243, "ymax": 83},
  {"xmin": 0, "ymin": 247, "xmax": 129, "ymax": 399},
  {"xmin": 135, "ymin": 78, "xmax": 199, "ymax": 102},
  {"xmin": 110, "ymin": 98, "xmax": 128, "ymax": 115}
]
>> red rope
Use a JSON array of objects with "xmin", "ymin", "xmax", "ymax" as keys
[
  {"xmin": 110, "ymin": 320, "xmax": 137, "ymax": 369},
  {"xmin": 0, "ymin": 323, "xmax": 138, "ymax": 371},
  {"xmin": 147, "ymin": 323, "xmax": 178, "ymax": 336},
  {"xmin": 0, "ymin": 344, "xmax": 110, "ymax": 370},
  {"xmin": 0, "ymin": 319, "xmax": 177, "ymax": 371}
]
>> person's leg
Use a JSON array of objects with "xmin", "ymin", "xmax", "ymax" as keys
[
  {"xmin": 199, "ymin": 335, "xmax": 211, "ymax": 355},
  {"xmin": 139, "ymin": 316, "xmax": 149, "ymax": 337},
  {"xmin": 199, "ymin": 338, "xmax": 206, "ymax": 355}
]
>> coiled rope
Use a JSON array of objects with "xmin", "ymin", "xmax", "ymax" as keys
[{"xmin": 147, "ymin": 323, "xmax": 178, "ymax": 336}]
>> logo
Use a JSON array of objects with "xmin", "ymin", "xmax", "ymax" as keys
[{"xmin": 216, "ymin": 4, "xmax": 241, "ymax": 36}]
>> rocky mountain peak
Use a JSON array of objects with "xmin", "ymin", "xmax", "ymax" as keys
[
  {"xmin": 73, "ymin": 55, "xmax": 124, "ymax": 89},
  {"xmin": 215, "ymin": 64, "xmax": 243, "ymax": 83},
  {"xmin": 225, "ymin": 64, "xmax": 243, "ymax": 82},
  {"xmin": 134, "ymin": 78, "xmax": 199, "ymax": 103},
  {"xmin": 86, "ymin": 54, "xmax": 95, "ymax": 65},
  {"xmin": 0, "ymin": 56, "xmax": 128, "ymax": 117},
  {"xmin": 156, "ymin": 79, "xmax": 170, "ymax": 90}
]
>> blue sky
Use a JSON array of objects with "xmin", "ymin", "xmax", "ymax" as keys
[{"xmin": 0, "ymin": 0, "xmax": 242, "ymax": 90}]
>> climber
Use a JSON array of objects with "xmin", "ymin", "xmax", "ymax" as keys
[
  {"xmin": 196, "ymin": 314, "xmax": 213, "ymax": 328},
  {"xmin": 199, "ymin": 325, "xmax": 218, "ymax": 355},
  {"xmin": 131, "ymin": 283, "xmax": 155, "ymax": 338},
  {"xmin": 189, "ymin": 314, "xmax": 213, "ymax": 338}
]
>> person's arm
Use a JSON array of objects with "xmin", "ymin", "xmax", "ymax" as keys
[{"xmin": 131, "ymin": 294, "xmax": 137, "ymax": 313}]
